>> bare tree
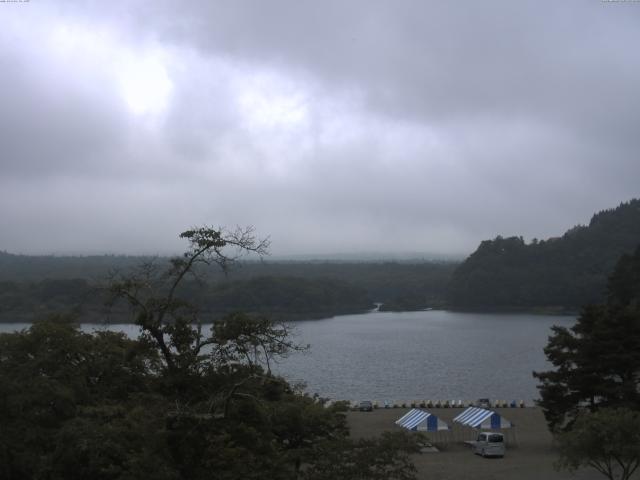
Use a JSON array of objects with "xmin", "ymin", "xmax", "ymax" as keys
[{"xmin": 107, "ymin": 225, "xmax": 271, "ymax": 372}]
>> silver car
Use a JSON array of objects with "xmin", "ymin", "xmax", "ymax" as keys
[{"xmin": 474, "ymin": 432, "xmax": 505, "ymax": 458}]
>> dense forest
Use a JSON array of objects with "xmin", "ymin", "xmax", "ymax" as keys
[
  {"xmin": 0, "ymin": 253, "xmax": 455, "ymax": 322},
  {"xmin": 0, "ymin": 276, "xmax": 372, "ymax": 323},
  {"xmin": 448, "ymin": 199, "xmax": 640, "ymax": 311}
]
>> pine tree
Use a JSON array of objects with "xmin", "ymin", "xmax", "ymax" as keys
[{"xmin": 534, "ymin": 245, "xmax": 640, "ymax": 431}]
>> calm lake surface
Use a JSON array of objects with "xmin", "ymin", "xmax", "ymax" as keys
[{"xmin": 1, "ymin": 310, "xmax": 574, "ymax": 403}]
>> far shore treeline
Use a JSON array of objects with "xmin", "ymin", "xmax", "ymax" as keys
[
  {"xmin": 1, "ymin": 198, "xmax": 639, "ymax": 321},
  {"xmin": 0, "ymin": 258, "xmax": 456, "ymax": 322}
]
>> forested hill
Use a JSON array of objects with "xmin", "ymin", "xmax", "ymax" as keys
[
  {"xmin": 0, "ymin": 252, "xmax": 147, "ymax": 282},
  {"xmin": 0, "ymin": 252, "xmax": 456, "ymax": 321},
  {"xmin": 447, "ymin": 199, "xmax": 640, "ymax": 311}
]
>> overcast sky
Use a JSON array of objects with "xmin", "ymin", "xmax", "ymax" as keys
[{"xmin": 0, "ymin": 1, "xmax": 638, "ymax": 257}]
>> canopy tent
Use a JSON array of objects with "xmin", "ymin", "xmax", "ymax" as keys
[
  {"xmin": 453, "ymin": 407, "xmax": 513, "ymax": 429},
  {"xmin": 395, "ymin": 409, "xmax": 450, "ymax": 432}
]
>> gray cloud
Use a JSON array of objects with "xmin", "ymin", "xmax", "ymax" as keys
[{"xmin": 0, "ymin": 1, "xmax": 638, "ymax": 256}]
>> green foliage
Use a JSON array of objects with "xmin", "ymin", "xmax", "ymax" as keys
[
  {"xmin": 0, "ymin": 317, "xmax": 422, "ymax": 479},
  {"xmin": 607, "ymin": 248, "xmax": 640, "ymax": 309},
  {"xmin": 555, "ymin": 408, "xmax": 640, "ymax": 480},
  {"xmin": 203, "ymin": 276, "xmax": 374, "ymax": 319},
  {"xmin": 0, "ymin": 321, "xmax": 162, "ymax": 479},
  {"xmin": 534, "ymin": 245, "xmax": 640, "ymax": 431},
  {"xmin": 300, "ymin": 431, "xmax": 423, "ymax": 480},
  {"xmin": 448, "ymin": 199, "xmax": 640, "ymax": 309},
  {"xmin": 49, "ymin": 403, "xmax": 179, "ymax": 480},
  {"xmin": 0, "ymin": 226, "xmax": 422, "ymax": 480}
]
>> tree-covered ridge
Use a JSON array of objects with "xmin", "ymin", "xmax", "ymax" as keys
[
  {"xmin": 0, "ymin": 259, "xmax": 455, "ymax": 322},
  {"xmin": 201, "ymin": 276, "xmax": 373, "ymax": 319},
  {"xmin": 0, "ymin": 276, "xmax": 371, "ymax": 323},
  {"xmin": 0, "ymin": 251, "xmax": 455, "ymax": 283},
  {"xmin": 0, "ymin": 251, "xmax": 147, "ymax": 282},
  {"xmin": 448, "ymin": 199, "xmax": 640, "ymax": 310}
]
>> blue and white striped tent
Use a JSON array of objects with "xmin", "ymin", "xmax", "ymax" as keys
[
  {"xmin": 395, "ymin": 409, "xmax": 450, "ymax": 432},
  {"xmin": 453, "ymin": 407, "xmax": 513, "ymax": 429}
]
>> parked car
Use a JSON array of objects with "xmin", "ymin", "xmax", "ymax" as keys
[
  {"xmin": 473, "ymin": 432, "xmax": 505, "ymax": 458},
  {"xmin": 476, "ymin": 398, "xmax": 491, "ymax": 409},
  {"xmin": 358, "ymin": 400, "xmax": 373, "ymax": 412}
]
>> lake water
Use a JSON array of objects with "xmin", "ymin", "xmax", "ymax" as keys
[{"xmin": 0, "ymin": 310, "xmax": 574, "ymax": 403}]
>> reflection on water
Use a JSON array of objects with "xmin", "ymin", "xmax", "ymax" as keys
[{"xmin": 0, "ymin": 310, "xmax": 574, "ymax": 402}]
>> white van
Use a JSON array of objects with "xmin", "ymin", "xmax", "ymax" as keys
[{"xmin": 473, "ymin": 432, "xmax": 505, "ymax": 458}]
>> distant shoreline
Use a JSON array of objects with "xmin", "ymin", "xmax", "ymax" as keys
[
  {"xmin": 445, "ymin": 306, "xmax": 579, "ymax": 316},
  {"xmin": 0, "ymin": 306, "xmax": 578, "ymax": 325}
]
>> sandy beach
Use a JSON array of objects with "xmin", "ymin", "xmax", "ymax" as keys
[{"xmin": 346, "ymin": 407, "xmax": 619, "ymax": 480}]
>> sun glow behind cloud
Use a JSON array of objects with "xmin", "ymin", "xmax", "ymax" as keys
[
  {"xmin": 116, "ymin": 51, "xmax": 172, "ymax": 116},
  {"xmin": 48, "ymin": 23, "xmax": 173, "ymax": 117}
]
